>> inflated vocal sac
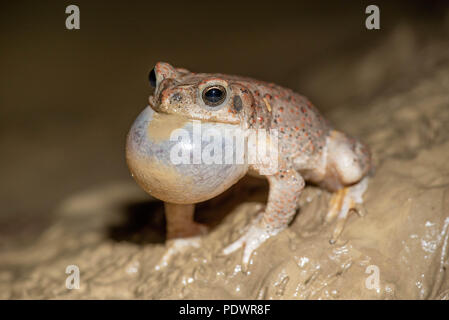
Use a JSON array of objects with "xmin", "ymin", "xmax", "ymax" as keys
[{"xmin": 126, "ymin": 106, "xmax": 248, "ymax": 204}]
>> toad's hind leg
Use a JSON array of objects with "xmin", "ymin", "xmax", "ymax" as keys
[
  {"xmin": 326, "ymin": 177, "xmax": 368, "ymax": 244},
  {"xmin": 322, "ymin": 130, "xmax": 371, "ymax": 243}
]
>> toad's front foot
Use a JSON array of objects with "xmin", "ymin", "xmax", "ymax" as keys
[
  {"xmin": 223, "ymin": 216, "xmax": 282, "ymax": 267},
  {"xmin": 156, "ymin": 237, "xmax": 202, "ymax": 270},
  {"xmin": 326, "ymin": 177, "xmax": 369, "ymax": 243}
]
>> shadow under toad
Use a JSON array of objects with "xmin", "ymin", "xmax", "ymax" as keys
[{"xmin": 107, "ymin": 176, "xmax": 269, "ymax": 245}]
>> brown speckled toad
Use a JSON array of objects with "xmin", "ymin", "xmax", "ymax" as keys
[{"xmin": 126, "ymin": 62, "xmax": 372, "ymax": 266}]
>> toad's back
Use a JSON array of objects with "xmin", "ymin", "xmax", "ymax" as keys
[{"xmin": 226, "ymin": 76, "xmax": 332, "ymax": 170}]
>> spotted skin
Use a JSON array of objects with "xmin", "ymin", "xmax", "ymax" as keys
[{"xmin": 135, "ymin": 62, "xmax": 372, "ymax": 266}]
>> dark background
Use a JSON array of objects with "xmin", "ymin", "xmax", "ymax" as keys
[{"xmin": 1, "ymin": 0, "xmax": 448, "ymax": 248}]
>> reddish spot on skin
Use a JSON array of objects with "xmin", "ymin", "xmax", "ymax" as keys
[
  {"xmin": 279, "ymin": 107, "xmax": 284, "ymax": 112},
  {"xmin": 309, "ymin": 143, "xmax": 315, "ymax": 152},
  {"xmin": 295, "ymin": 126, "xmax": 299, "ymax": 131},
  {"xmin": 301, "ymin": 106, "xmax": 306, "ymax": 114},
  {"xmin": 258, "ymin": 116, "xmax": 264, "ymax": 123}
]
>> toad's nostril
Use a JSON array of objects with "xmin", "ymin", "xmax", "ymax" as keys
[{"xmin": 171, "ymin": 92, "xmax": 183, "ymax": 103}]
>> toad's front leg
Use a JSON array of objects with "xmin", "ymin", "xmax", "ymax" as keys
[
  {"xmin": 156, "ymin": 203, "xmax": 209, "ymax": 269},
  {"xmin": 165, "ymin": 202, "xmax": 208, "ymax": 239},
  {"xmin": 223, "ymin": 169, "xmax": 304, "ymax": 266}
]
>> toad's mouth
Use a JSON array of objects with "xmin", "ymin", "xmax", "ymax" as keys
[{"xmin": 148, "ymin": 101, "xmax": 241, "ymax": 125}]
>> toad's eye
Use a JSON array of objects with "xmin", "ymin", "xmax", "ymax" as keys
[
  {"xmin": 149, "ymin": 68, "xmax": 157, "ymax": 88},
  {"xmin": 202, "ymin": 85, "xmax": 226, "ymax": 106}
]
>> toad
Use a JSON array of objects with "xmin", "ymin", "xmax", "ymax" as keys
[{"xmin": 126, "ymin": 62, "xmax": 372, "ymax": 266}]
